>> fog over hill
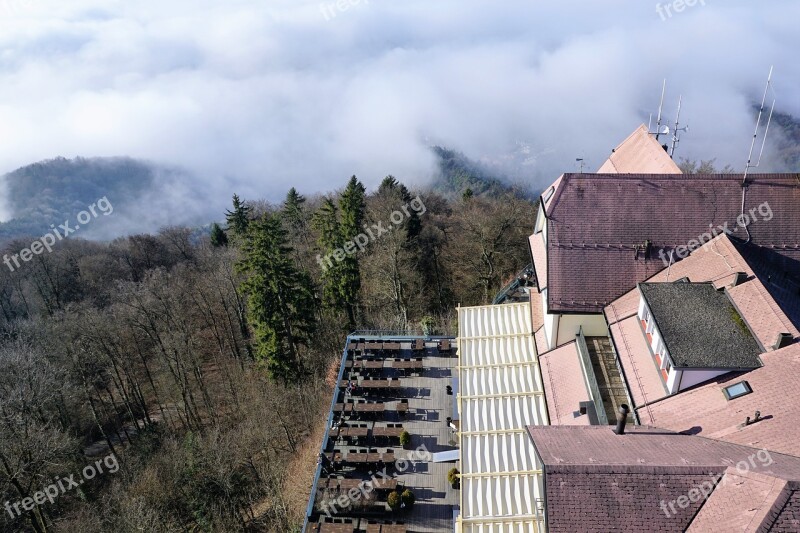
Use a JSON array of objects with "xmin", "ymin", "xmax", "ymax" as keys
[{"xmin": 0, "ymin": 0, "xmax": 798, "ymax": 219}]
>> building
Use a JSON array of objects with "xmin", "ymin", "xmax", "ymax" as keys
[{"xmin": 514, "ymin": 125, "xmax": 800, "ymax": 530}]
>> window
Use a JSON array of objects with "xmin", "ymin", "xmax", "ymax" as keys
[{"xmin": 723, "ymin": 381, "xmax": 752, "ymax": 401}]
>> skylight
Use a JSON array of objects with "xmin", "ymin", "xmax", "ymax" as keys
[{"xmin": 722, "ymin": 381, "xmax": 752, "ymax": 401}]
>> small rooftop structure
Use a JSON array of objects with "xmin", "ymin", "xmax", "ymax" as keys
[
  {"xmin": 597, "ymin": 124, "xmax": 682, "ymax": 174},
  {"xmin": 638, "ymin": 282, "xmax": 763, "ymax": 370}
]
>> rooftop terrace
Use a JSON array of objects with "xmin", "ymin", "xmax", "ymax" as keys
[{"xmin": 303, "ymin": 335, "xmax": 459, "ymax": 533}]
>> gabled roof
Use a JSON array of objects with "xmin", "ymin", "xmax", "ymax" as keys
[
  {"xmin": 597, "ymin": 124, "xmax": 682, "ymax": 174},
  {"xmin": 638, "ymin": 281, "xmax": 763, "ymax": 369},
  {"xmin": 638, "ymin": 343, "xmax": 800, "ymax": 457},
  {"xmin": 527, "ymin": 425, "xmax": 800, "ymax": 533},
  {"xmin": 541, "ymin": 173, "xmax": 800, "ymax": 313},
  {"xmin": 687, "ymin": 468, "xmax": 797, "ymax": 532},
  {"xmin": 538, "ymin": 341, "xmax": 592, "ymax": 425}
]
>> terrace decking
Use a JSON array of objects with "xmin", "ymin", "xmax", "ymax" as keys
[{"xmin": 305, "ymin": 336, "xmax": 459, "ymax": 533}]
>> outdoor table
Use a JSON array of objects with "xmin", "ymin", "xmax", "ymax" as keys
[
  {"xmin": 389, "ymin": 360, "xmax": 423, "ymax": 375},
  {"xmin": 396, "ymin": 402, "xmax": 408, "ymax": 416},
  {"xmin": 330, "ymin": 452, "xmax": 395, "ymax": 465},
  {"xmin": 313, "ymin": 523, "xmax": 357, "ymax": 533},
  {"xmin": 382, "ymin": 342, "xmax": 402, "ymax": 351},
  {"xmin": 372, "ymin": 426, "xmax": 404, "ymax": 438},
  {"xmin": 333, "ymin": 403, "xmax": 354, "ymax": 415},
  {"xmin": 326, "ymin": 478, "xmax": 398, "ymax": 492},
  {"xmin": 359, "ymin": 380, "xmax": 401, "ymax": 390}
]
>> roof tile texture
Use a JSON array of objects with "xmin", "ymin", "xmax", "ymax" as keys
[
  {"xmin": 542, "ymin": 173, "xmax": 800, "ymax": 313},
  {"xmin": 538, "ymin": 341, "xmax": 591, "ymax": 426}
]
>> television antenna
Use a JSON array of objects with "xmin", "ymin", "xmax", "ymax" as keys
[
  {"xmin": 743, "ymin": 66, "xmax": 776, "ymax": 184},
  {"xmin": 649, "ymin": 80, "xmax": 668, "ymax": 142},
  {"xmin": 669, "ymin": 95, "xmax": 689, "ymax": 158},
  {"xmin": 576, "ymin": 158, "xmax": 585, "ymax": 173},
  {"xmin": 740, "ymin": 66, "xmax": 777, "ymax": 244}
]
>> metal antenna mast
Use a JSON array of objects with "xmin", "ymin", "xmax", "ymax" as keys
[
  {"xmin": 653, "ymin": 80, "xmax": 667, "ymax": 142},
  {"xmin": 669, "ymin": 95, "xmax": 689, "ymax": 158},
  {"xmin": 743, "ymin": 66, "xmax": 776, "ymax": 184}
]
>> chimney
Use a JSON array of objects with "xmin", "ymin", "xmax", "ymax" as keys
[
  {"xmin": 730, "ymin": 272, "xmax": 748, "ymax": 287},
  {"xmin": 614, "ymin": 404, "xmax": 630, "ymax": 435},
  {"xmin": 773, "ymin": 333, "xmax": 793, "ymax": 350}
]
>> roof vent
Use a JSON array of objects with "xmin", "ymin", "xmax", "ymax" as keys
[
  {"xmin": 730, "ymin": 272, "xmax": 748, "ymax": 287},
  {"xmin": 773, "ymin": 332, "xmax": 793, "ymax": 350}
]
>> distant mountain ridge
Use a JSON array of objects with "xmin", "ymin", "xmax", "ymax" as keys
[
  {"xmin": 0, "ymin": 156, "xmax": 207, "ymax": 244},
  {"xmin": 429, "ymin": 146, "xmax": 537, "ymax": 200}
]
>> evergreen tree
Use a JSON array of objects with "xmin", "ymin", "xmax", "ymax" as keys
[
  {"xmin": 281, "ymin": 187, "xmax": 307, "ymax": 231},
  {"xmin": 337, "ymin": 176, "xmax": 367, "ymax": 327},
  {"xmin": 209, "ymin": 222, "xmax": 228, "ymax": 247},
  {"xmin": 312, "ymin": 198, "xmax": 346, "ymax": 311},
  {"xmin": 237, "ymin": 213, "xmax": 316, "ymax": 382},
  {"xmin": 378, "ymin": 175, "xmax": 421, "ymax": 239},
  {"xmin": 225, "ymin": 194, "xmax": 252, "ymax": 241}
]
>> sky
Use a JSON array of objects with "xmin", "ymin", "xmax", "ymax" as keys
[{"xmin": 0, "ymin": 0, "xmax": 798, "ymax": 225}]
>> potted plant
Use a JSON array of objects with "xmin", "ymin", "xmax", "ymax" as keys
[
  {"xmin": 387, "ymin": 490, "xmax": 402, "ymax": 511},
  {"xmin": 448, "ymin": 467, "xmax": 460, "ymax": 489},
  {"xmin": 401, "ymin": 489, "xmax": 415, "ymax": 509},
  {"xmin": 399, "ymin": 430, "xmax": 411, "ymax": 448}
]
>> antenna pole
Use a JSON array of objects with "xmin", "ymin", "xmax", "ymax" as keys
[
  {"xmin": 670, "ymin": 95, "xmax": 683, "ymax": 158},
  {"xmin": 655, "ymin": 79, "xmax": 666, "ymax": 141},
  {"xmin": 743, "ymin": 66, "xmax": 774, "ymax": 184}
]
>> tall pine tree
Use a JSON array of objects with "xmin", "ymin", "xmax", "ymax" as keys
[
  {"xmin": 209, "ymin": 222, "xmax": 228, "ymax": 247},
  {"xmin": 337, "ymin": 176, "xmax": 366, "ymax": 327},
  {"xmin": 238, "ymin": 212, "xmax": 316, "ymax": 382},
  {"xmin": 225, "ymin": 194, "xmax": 252, "ymax": 242},
  {"xmin": 312, "ymin": 198, "xmax": 346, "ymax": 311}
]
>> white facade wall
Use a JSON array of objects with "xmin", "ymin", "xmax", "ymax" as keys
[{"xmin": 556, "ymin": 313, "xmax": 609, "ymax": 346}]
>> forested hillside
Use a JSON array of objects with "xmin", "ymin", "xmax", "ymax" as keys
[{"xmin": 0, "ymin": 174, "xmax": 535, "ymax": 532}]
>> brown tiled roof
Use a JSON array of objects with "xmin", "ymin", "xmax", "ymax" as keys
[
  {"xmin": 597, "ymin": 124, "xmax": 682, "ymax": 174},
  {"xmin": 606, "ymin": 235, "xmax": 798, "ymax": 351},
  {"xmin": 638, "ymin": 344, "xmax": 800, "ymax": 457},
  {"xmin": 542, "ymin": 173, "xmax": 800, "ymax": 313},
  {"xmin": 731, "ymin": 240, "xmax": 800, "ymax": 332},
  {"xmin": 538, "ymin": 341, "xmax": 592, "ymax": 426},
  {"xmin": 527, "ymin": 425, "xmax": 800, "ymax": 532},
  {"xmin": 528, "ymin": 231, "xmax": 547, "ymax": 291},
  {"xmin": 529, "ymin": 286, "xmax": 544, "ymax": 332},
  {"xmin": 534, "ymin": 326, "xmax": 547, "ymax": 356},
  {"xmin": 606, "ymin": 235, "xmax": 799, "ymax": 432},
  {"xmin": 768, "ymin": 488, "xmax": 800, "ymax": 531},
  {"xmin": 687, "ymin": 468, "xmax": 793, "ymax": 532}
]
